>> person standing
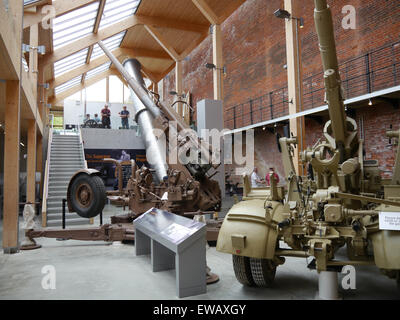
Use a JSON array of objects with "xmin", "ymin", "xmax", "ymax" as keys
[
  {"xmin": 119, "ymin": 106, "xmax": 130, "ymax": 129},
  {"xmin": 101, "ymin": 104, "xmax": 111, "ymax": 129},
  {"xmin": 250, "ymin": 167, "xmax": 265, "ymax": 188},
  {"xmin": 266, "ymin": 167, "xmax": 280, "ymax": 186}
]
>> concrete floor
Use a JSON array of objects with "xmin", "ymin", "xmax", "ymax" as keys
[{"xmin": 0, "ymin": 198, "xmax": 399, "ymax": 300}]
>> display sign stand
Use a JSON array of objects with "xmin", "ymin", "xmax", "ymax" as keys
[{"xmin": 134, "ymin": 208, "xmax": 207, "ymax": 298}]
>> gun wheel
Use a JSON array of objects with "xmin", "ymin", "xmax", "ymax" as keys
[
  {"xmin": 249, "ymin": 258, "xmax": 276, "ymax": 287},
  {"xmin": 69, "ymin": 174, "xmax": 106, "ymax": 218},
  {"xmin": 232, "ymin": 255, "xmax": 255, "ymax": 286}
]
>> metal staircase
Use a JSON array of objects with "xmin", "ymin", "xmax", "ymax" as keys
[{"xmin": 42, "ymin": 129, "xmax": 91, "ymax": 227}]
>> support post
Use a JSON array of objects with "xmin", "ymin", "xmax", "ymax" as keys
[
  {"xmin": 106, "ymin": 75, "xmax": 110, "ymax": 104},
  {"xmin": 212, "ymin": 24, "xmax": 224, "ymax": 101},
  {"xmin": 3, "ymin": 81, "xmax": 21, "ymax": 254},
  {"xmin": 36, "ymin": 133, "xmax": 43, "ymax": 198},
  {"xmin": 175, "ymin": 60, "xmax": 183, "ymax": 117},
  {"xmin": 26, "ymin": 119, "xmax": 37, "ymax": 203},
  {"xmin": 29, "ymin": 24, "xmax": 39, "ymax": 101},
  {"xmin": 284, "ymin": 0, "xmax": 306, "ymax": 176}
]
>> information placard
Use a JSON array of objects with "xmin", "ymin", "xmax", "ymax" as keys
[{"xmin": 379, "ymin": 212, "xmax": 400, "ymax": 231}]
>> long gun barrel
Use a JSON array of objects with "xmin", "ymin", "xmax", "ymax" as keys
[
  {"xmin": 97, "ymin": 41, "xmax": 168, "ymax": 182},
  {"xmin": 314, "ymin": 0, "xmax": 348, "ymax": 156}
]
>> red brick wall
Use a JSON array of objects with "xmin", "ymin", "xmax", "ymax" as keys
[
  {"xmin": 356, "ymin": 102, "xmax": 400, "ymax": 179},
  {"xmin": 161, "ymin": 0, "xmax": 400, "ymax": 180}
]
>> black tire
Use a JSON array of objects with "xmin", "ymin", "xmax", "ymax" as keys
[
  {"xmin": 207, "ymin": 240, "xmax": 217, "ymax": 247},
  {"xmin": 69, "ymin": 174, "xmax": 106, "ymax": 218},
  {"xmin": 232, "ymin": 255, "xmax": 255, "ymax": 286},
  {"xmin": 249, "ymin": 258, "xmax": 276, "ymax": 287}
]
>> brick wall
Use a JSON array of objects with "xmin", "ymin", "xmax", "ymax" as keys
[{"xmin": 161, "ymin": 0, "xmax": 400, "ymax": 180}]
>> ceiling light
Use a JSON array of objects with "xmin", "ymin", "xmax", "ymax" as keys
[{"xmin": 368, "ymin": 99, "xmax": 373, "ymax": 106}]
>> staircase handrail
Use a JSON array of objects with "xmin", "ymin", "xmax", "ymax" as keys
[{"xmin": 41, "ymin": 127, "xmax": 53, "ymax": 227}]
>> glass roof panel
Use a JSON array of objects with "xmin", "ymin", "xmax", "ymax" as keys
[
  {"xmin": 54, "ymin": 48, "xmax": 89, "ymax": 78},
  {"xmin": 99, "ymin": 0, "xmax": 141, "ymax": 30},
  {"xmin": 53, "ymin": 1, "xmax": 100, "ymax": 50},
  {"xmin": 24, "ymin": 0, "xmax": 40, "ymax": 6},
  {"xmin": 85, "ymin": 62, "xmax": 112, "ymax": 80},
  {"xmin": 90, "ymin": 32, "xmax": 125, "ymax": 60},
  {"xmin": 55, "ymin": 75, "xmax": 83, "ymax": 95}
]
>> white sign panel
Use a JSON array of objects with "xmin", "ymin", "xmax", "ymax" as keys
[
  {"xmin": 379, "ymin": 212, "xmax": 400, "ymax": 231},
  {"xmin": 160, "ymin": 223, "xmax": 196, "ymax": 243}
]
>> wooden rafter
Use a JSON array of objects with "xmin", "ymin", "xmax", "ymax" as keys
[
  {"xmin": 49, "ymin": 69, "xmax": 116, "ymax": 105},
  {"xmin": 49, "ymin": 47, "xmax": 171, "ymax": 93},
  {"xmin": 82, "ymin": 0, "xmax": 106, "ymax": 84},
  {"xmin": 41, "ymin": 14, "xmax": 208, "ymax": 68},
  {"xmin": 191, "ymin": 0, "xmax": 220, "ymax": 25},
  {"xmin": 144, "ymin": 24, "xmax": 180, "ymax": 61}
]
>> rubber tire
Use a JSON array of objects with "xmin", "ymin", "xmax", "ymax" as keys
[
  {"xmin": 207, "ymin": 240, "xmax": 217, "ymax": 247},
  {"xmin": 232, "ymin": 255, "xmax": 255, "ymax": 286},
  {"xmin": 69, "ymin": 174, "xmax": 106, "ymax": 218},
  {"xmin": 249, "ymin": 258, "xmax": 276, "ymax": 287}
]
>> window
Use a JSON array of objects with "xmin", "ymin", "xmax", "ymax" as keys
[
  {"xmin": 55, "ymin": 76, "xmax": 82, "ymax": 95},
  {"xmin": 91, "ymin": 32, "xmax": 126, "ymax": 61},
  {"xmin": 54, "ymin": 48, "xmax": 89, "ymax": 78},
  {"xmin": 99, "ymin": 0, "xmax": 141, "ymax": 30},
  {"xmin": 85, "ymin": 62, "xmax": 112, "ymax": 80},
  {"xmin": 53, "ymin": 1, "xmax": 100, "ymax": 50}
]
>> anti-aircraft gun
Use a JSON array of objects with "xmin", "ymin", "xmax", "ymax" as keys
[
  {"xmin": 216, "ymin": 0, "xmax": 400, "ymax": 288},
  {"xmin": 65, "ymin": 41, "xmax": 222, "ymax": 240}
]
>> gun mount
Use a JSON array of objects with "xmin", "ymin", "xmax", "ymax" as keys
[{"xmin": 216, "ymin": 0, "xmax": 400, "ymax": 292}]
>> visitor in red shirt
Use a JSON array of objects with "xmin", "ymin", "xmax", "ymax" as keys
[
  {"xmin": 101, "ymin": 104, "xmax": 111, "ymax": 129},
  {"xmin": 266, "ymin": 167, "xmax": 279, "ymax": 185}
]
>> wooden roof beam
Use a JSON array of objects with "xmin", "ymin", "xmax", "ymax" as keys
[
  {"xmin": 49, "ymin": 69, "xmax": 114, "ymax": 105},
  {"xmin": 144, "ymin": 25, "xmax": 180, "ymax": 61},
  {"xmin": 191, "ymin": 0, "xmax": 220, "ymax": 25},
  {"xmin": 41, "ymin": 15, "xmax": 143, "ymax": 68},
  {"xmin": 49, "ymin": 47, "xmax": 171, "ymax": 91},
  {"xmin": 41, "ymin": 13, "xmax": 207, "ymax": 68}
]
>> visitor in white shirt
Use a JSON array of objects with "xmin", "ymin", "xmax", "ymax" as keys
[{"xmin": 250, "ymin": 167, "xmax": 265, "ymax": 188}]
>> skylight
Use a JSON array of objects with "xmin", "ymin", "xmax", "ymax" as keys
[
  {"xmin": 99, "ymin": 0, "xmax": 141, "ymax": 30},
  {"xmin": 54, "ymin": 48, "xmax": 89, "ymax": 78},
  {"xmin": 24, "ymin": 0, "xmax": 40, "ymax": 6},
  {"xmin": 53, "ymin": 1, "xmax": 100, "ymax": 50},
  {"xmin": 85, "ymin": 62, "xmax": 112, "ymax": 80},
  {"xmin": 90, "ymin": 32, "xmax": 126, "ymax": 61},
  {"xmin": 55, "ymin": 76, "xmax": 83, "ymax": 95}
]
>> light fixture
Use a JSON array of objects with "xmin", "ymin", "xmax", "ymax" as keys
[
  {"xmin": 205, "ymin": 63, "xmax": 227, "ymax": 75},
  {"xmin": 263, "ymin": 126, "xmax": 266, "ymax": 131},
  {"xmin": 37, "ymin": 45, "xmax": 46, "ymax": 55},
  {"xmin": 274, "ymin": 9, "xmax": 304, "ymax": 28},
  {"xmin": 274, "ymin": 9, "xmax": 291, "ymax": 19},
  {"xmin": 299, "ymin": 17, "xmax": 304, "ymax": 28},
  {"xmin": 22, "ymin": 43, "xmax": 30, "ymax": 54},
  {"xmin": 22, "ymin": 44, "xmax": 46, "ymax": 55},
  {"xmin": 169, "ymin": 91, "xmax": 186, "ymax": 99},
  {"xmin": 368, "ymin": 99, "xmax": 373, "ymax": 106},
  {"xmin": 40, "ymin": 83, "xmax": 50, "ymax": 89}
]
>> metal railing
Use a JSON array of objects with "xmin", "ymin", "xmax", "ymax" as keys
[
  {"xmin": 41, "ymin": 128, "xmax": 53, "ymax": 227},
  {"xmin": 225, "ymin": 41, "xmax": 400, "ymax": 130}
]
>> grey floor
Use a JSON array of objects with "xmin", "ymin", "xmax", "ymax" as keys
[{"xmin": 0, "ymin": 198, "xmax": 399, "ymax": 300}]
